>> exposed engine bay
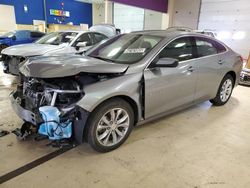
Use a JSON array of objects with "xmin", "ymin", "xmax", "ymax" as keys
[{"xmin": 11, "ymin": 72, "xmax": 122, "ymax": 144}]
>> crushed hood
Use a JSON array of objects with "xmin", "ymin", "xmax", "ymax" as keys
[
  {"xmin": 19, "ymin": 55, "xmax": 129, "ymax": 78},
  {"xmin": 1, "ymin": 43, "xmax": 65, "ymax": 57}
]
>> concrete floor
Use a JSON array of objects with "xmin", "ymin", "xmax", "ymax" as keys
[{"xmin": 1, "ymin": 68, "xmax": 250, "ymax": 188}]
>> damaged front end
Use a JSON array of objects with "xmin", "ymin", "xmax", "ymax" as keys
[{"xmin": 10, "ymin": 72, "xmax": 118, "ymax": 144}]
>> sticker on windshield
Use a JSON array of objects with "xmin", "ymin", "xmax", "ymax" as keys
[{"xmin": 124, "ymin": 48, "xmax": 146, "ymax": 54}]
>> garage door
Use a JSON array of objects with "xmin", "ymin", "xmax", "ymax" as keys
[
  {"xmin": 114, "ymin": 3, "xmax": 144, "ymax": 33},
  {"xmin": 198, "ymin": 0, "xmax": 250, "ymax": 58}
]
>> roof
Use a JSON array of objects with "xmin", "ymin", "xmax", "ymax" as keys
[
  {"xmin": 131, "ymin": 30, "xmax": 198, "ymax": 38},
  {"xmin": 56, "ymin": 30, "xmax": 85, "ymax": 33}
]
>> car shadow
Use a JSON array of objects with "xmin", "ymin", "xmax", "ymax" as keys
[
  {"xmin": 128, "ymin": 97, "xmax": 240, "ymax": 145},
  {"xmin": 79, "ymin": 97, "xmax": 240, "ymax": 155}
]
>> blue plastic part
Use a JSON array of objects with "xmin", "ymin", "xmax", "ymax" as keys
[{"xmin": 38, "ymin": 106, "xmax": 72, "ymax": 140}]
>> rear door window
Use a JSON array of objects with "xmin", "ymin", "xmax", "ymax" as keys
[
  {"xmin": 195, "ymin": 37, "xmax": 219, "ymax": 57},
  {"xmin": 214, "ymin": 41, "xmax": 227, "ymax": 53},
  {"xmin": 158, "ymin": 37, "xmax": 195, "ymax": 61}
]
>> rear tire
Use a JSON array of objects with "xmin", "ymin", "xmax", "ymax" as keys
[
  {"xmin": 86, "ymin": 98, "xmax": 134, "ymax": 152},
  {"xmin": 210, "ymin": 74, "xmax": 234, "ymax": 106}
]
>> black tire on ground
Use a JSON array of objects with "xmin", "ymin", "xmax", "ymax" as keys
[
  {"xmin": 210, "ymin": 74, "xmax": 234, "ymax": 106},
  {"xmin": 86, "ymin": 98, "xmax": 134, "ymax": 152}
]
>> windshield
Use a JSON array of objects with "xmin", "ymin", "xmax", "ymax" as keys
[
  {"xmin": 0, "ymin": 31, "xmax": 15, "ymax": 38},
  {"xmin": 86, "ymin": 34, "xmax": 162, "ymax": 64},
  {"xmin": 35, "ymin": 32, "xmax": 78, "ymax": 45}
]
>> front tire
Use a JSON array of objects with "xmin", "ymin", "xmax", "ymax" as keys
[
  {"xmin": 87, "ymin": 98, "xmax": 134, "ymax": 152},
  {"xmin": 210, "ymin": 74, "xmax": 234, "ymax": 106}
]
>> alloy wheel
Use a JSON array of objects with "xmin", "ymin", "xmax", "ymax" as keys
[
  {"xmin": 96, "ymin": 108, "xmax": 130, "ymax": 146},
  {"xmin": 220, "ymin": 79, "xmax": 233, "ymax": 102}
]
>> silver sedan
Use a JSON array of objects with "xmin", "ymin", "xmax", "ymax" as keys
[{"xmin": 10, "ymin": 30, "xmax": 243, "ymax": 152}]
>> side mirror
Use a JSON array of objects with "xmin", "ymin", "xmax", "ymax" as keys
[
  {"xmin": 12, "ymin": 35, "xmax": 16, "ymax": 40},
  {"xmin": 154, "ymin": 57, "xmax": 179, "ymax": 68}
]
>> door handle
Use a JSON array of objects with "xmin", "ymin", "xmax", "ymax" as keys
[
  {"xmin": 218, "ymin": 60, "xmax": 223, "ymax": 65},
  {"xmin": 187, "ymin": 66, "xmax": 194, "ymax": 72}
]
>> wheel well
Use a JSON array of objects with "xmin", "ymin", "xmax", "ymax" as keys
[
  {"xmin": 113, "ymin": 96, "xmax": 139, "ymax": 125},
  {"xmin": 83, "ymin": 96, "xmax": 139, "ymax": 141},
  {"xmin": 93, "ymin": 96, "xmax": 139, "ymax": 125},
  {"xmin": 226, "ymin": 71, "xmax": 236, "ymax": 86}
]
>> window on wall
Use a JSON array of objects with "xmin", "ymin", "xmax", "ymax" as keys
[{"xmin": 114, "ymin": 3, "xmax": 144, "ymax": 33}]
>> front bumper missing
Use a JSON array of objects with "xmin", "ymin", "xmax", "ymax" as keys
[
  {"xmin": 10, "ymin": 91, "xmax": 38, "ymax": 125},
  {"xmin": 10, "ymin": 91, "xmax": 89, "ymax": 144}
]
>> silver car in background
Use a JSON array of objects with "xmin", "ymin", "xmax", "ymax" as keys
[
  {"xmin": 10, "ymin": 30, "xmax": 243, "ymax": 152},
  {"xmin": 240, "ymin": 59, "xmax": 250, "ymax": 86},
  {"xmin": 1, "ymin": 24, "xmax": 118, "ymax": 75}
]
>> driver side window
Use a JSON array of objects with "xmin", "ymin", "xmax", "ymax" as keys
[{"xmin": 159, "ymin": 37, "xmax": 194, "ymax": 61}]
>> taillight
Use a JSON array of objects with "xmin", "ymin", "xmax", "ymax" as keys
[{"xmin": 240, "ymin": 56, "xmax": 244, "ymax": 62}]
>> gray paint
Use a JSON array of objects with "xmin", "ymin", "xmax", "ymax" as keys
[
  {"xmin": 12, "ymin": 30, "xmax": 242, "ymax": 126},
  {"xmin": 20, "ymin": 55, "xmax": 129, "ymax": 78}
]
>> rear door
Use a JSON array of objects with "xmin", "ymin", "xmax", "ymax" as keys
[
  {"xmin": 193, "ymin": 37, "xmax": 224, "ymax": 101},
  {"xmin": 144, "ymin": 36, "xmax": 198, "ymax": 118}
]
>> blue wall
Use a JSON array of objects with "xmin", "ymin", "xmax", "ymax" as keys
[
  {"xmin": 46, "ymin": 0, "xmax": 92, "ymax": 25},
  {"xmin": 0, "ymin": 0, "xmax": 92, "ymax": 26}
]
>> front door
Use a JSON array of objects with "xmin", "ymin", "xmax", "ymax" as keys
[{"xmin": 144, "ymin": 36, "xmax": 198, "ymax": 118}]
